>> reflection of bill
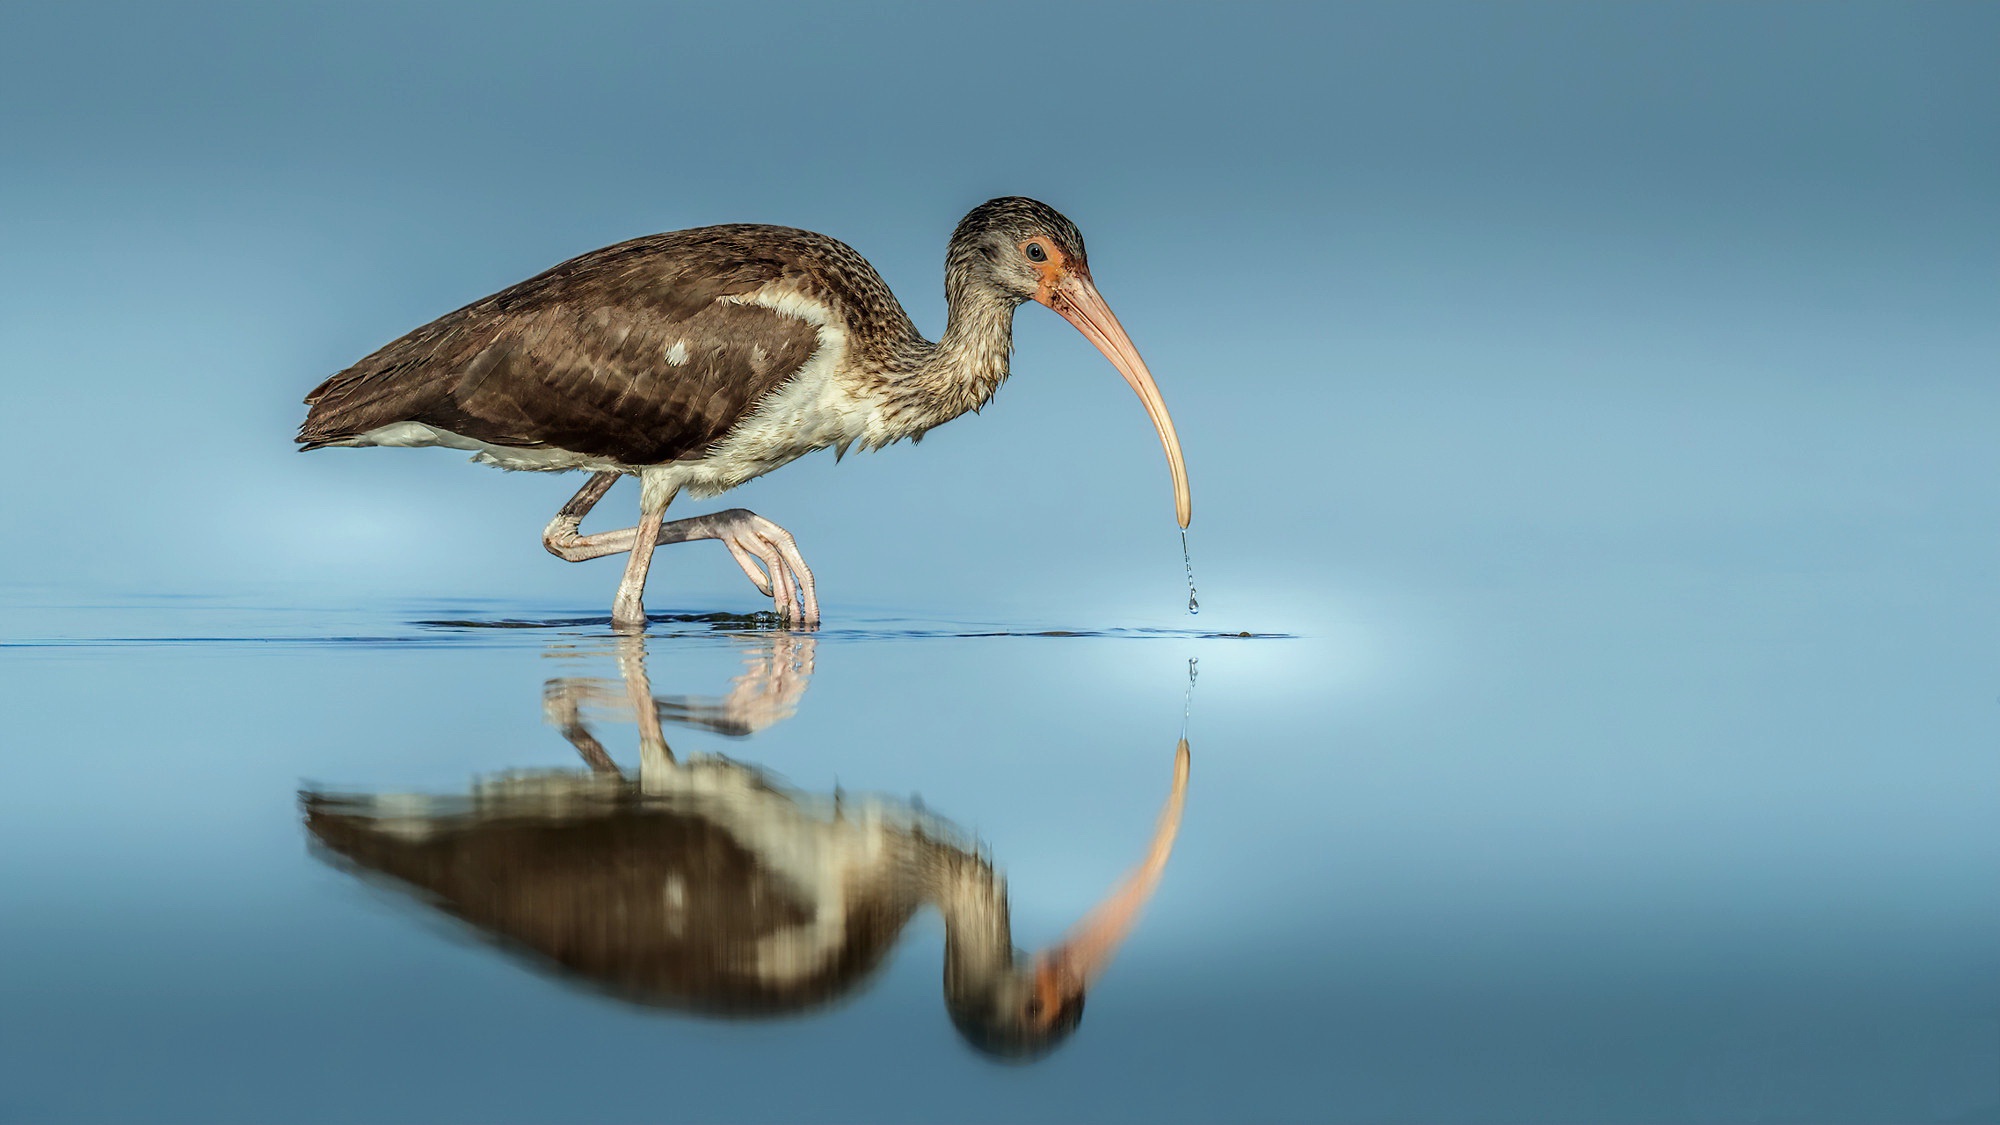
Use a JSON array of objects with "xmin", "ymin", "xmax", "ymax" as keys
[{"xmin": 303, "ymin": 635, "xmax": 1189, "ymax": 1061}]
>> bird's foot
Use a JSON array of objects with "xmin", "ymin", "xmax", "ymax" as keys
[{"xmin": 665, "ymin": 508, "xmax": 819, "ymax": 629}]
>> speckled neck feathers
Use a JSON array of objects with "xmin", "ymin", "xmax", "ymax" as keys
[{"xmin": 873, "ymin": 239, "xmax": 1022, "ymax": 441}]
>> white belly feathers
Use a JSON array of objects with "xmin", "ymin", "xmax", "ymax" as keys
[{"xmin": 351, "ymin": 420, "xmax": 627, "ymax": 472}]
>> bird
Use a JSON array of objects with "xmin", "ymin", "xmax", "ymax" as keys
[
  {"xmin": 302, "ymin": 633, "xmax": 1191, "ymax": 1059},
  {"xmin": 297, "ymin": 197, "xmax": 1192, "ymax": 629}
]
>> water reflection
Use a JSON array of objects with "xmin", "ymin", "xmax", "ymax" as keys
[{"xmin": 303, "ymin": 634, "xmax": 1190, "ymax": 1061}]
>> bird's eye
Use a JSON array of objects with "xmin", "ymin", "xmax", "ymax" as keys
[
  {"xmin": 1024, "ymin": 242, "xmax": 1048, "ymax": 263},
  {"xmin": 1025, "ymin": 998, "xmax": 1044, "ymax": 1019}
]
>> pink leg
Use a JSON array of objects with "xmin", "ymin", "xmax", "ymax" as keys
[
  {"xmin": 610, "ymin": 488, "xmax": 671, "ymax": 630},
  {"xmin": 541, "ymin": 474, "xmax": 818, "ymax": 628}
]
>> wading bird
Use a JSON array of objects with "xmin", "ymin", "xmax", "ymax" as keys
[
  {"xmin": 297, "ymin": 198, "xmax": 1192, "ymax": 628},
  {"xmin": 304, "ymin": 634, "xmax": 1190, "ymax": 1059}
]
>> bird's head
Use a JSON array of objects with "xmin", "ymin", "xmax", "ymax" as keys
[
  {"xmin": 949, "ymin": 196, "xmax": 1091, "ymax": 306},
  {"xmin": 950, "ymin": 197, "xmax": 1192, "ymax": 529}
]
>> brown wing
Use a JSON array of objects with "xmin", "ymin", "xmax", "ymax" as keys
[{"xmin": 298, "ymin": 227, "xmax": 826, "ymax": 465}]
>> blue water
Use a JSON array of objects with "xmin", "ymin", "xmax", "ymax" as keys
[{"xmin": 1, "ymin": 588, "xmax": 1993, "ymax": 1124}]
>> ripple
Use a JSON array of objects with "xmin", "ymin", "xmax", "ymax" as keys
[
  {"xmin": 416, "ymin": 612, "xmax": 1293, "ymax": 641},
  {"xmin": 0, "ymin": 604, "xmax": 1296, "ymax": 648}
]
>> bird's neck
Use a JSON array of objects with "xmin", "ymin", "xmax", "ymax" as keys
[{"xmin": 882, "ymin": 279, "xmax": 1018, "ymax": 437}]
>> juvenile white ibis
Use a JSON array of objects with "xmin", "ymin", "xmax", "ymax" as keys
[
  {"xmin": 303, "ymin": 634, "xmax": 1191, "ymax": 1059},
  {"xmin": 298, "ymin": 198, "xmax": 1192, "ymax": 628}
]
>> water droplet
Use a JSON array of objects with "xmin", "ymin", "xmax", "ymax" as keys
[{"xmin": 1180, "ymin": 529, "xmax": 1200, "ymax": 615}]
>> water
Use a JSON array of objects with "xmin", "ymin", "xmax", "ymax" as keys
[{"xmin": 2, "ymin": 591, "xmax": 1994, "ymax": 1123}]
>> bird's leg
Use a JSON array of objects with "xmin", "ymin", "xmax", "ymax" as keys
[
  {"xmin": 541, "ymin": 471, "xmax": 625, "ymax": 560},
  {"xmin": 540, "ymin": 474, "xmax": 817, "ymax": 628},
  {"xmin": 540, "ymin": 472, "xmax": 677, "ymax": 629},
  {"xmin": 609, "ymin": 482, "xmax": 675, "ymax": 631},
  {"xmin": 540, "ymin": 471, "xmax": 690, "ymax": 564}
]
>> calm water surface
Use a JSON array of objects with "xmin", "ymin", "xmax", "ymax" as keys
[{"xmin": 1, "ymin": 593, "xmax": 1994, "ymax": 1123}]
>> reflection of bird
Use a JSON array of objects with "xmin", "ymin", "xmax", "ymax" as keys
[
  {"xmin": 297, "ymin": 198, "xmax": 1192, "ymax": 628},
  {"xmin": 302, "ymin": 636, "xmax": 1189, "ymax": 1059},
  {"xmin": 544, "ymin": 631, "xmax": 816, "ymax": 749}
]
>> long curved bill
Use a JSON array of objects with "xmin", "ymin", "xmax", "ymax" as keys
[
  {"xmin": 1030, "ymin": 741, "xmax": 1192, "ymax": 1014},
  {"xmin": 1045, "ymin": 273, "xmax": 1193, "ymax": 529}
]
